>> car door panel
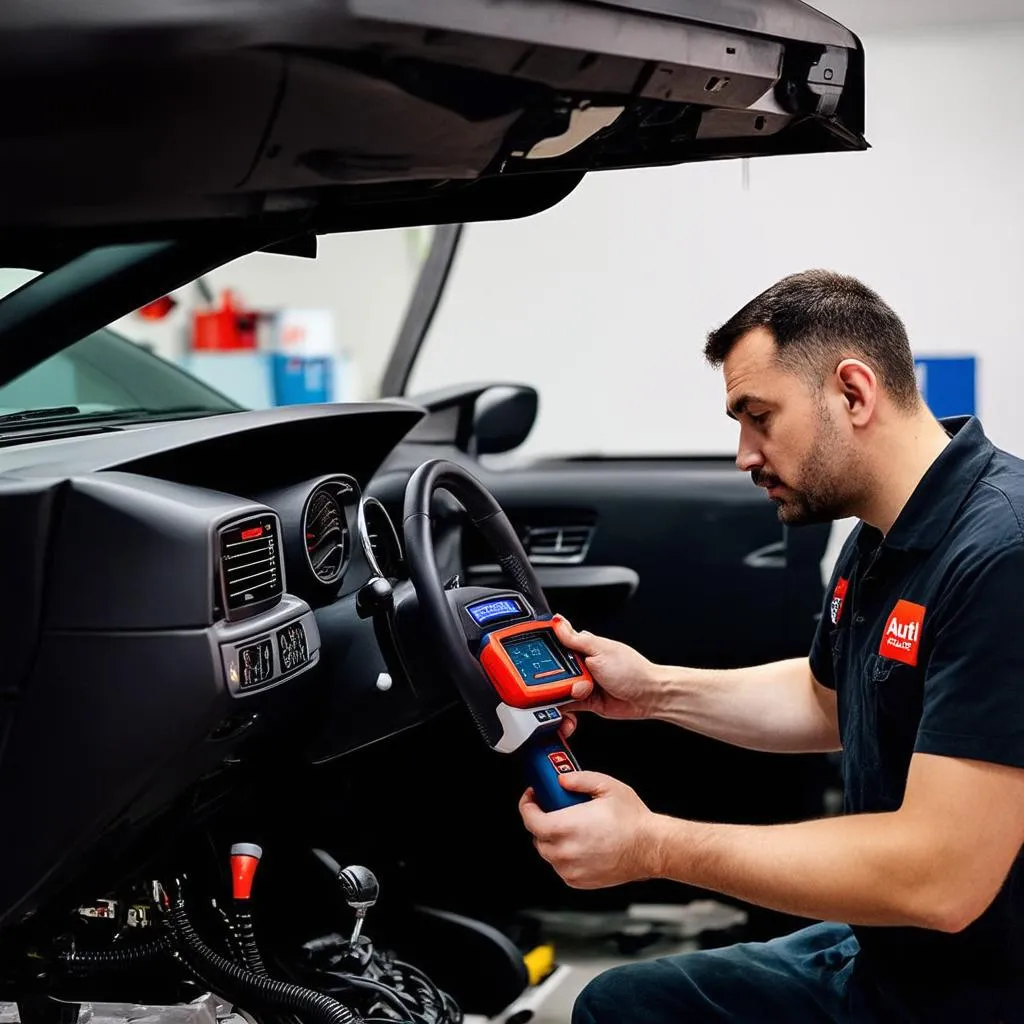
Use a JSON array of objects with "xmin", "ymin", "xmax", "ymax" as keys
[
  {"xmin": 466, "ymin": 459, "xmax": 828, "ymax": 666},
  {"xmin": 467, "ymin": 564, "xmax": 640, "ymax": 623}
]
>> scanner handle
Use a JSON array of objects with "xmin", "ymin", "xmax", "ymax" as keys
[{"xmin": 521, "ymin": 733, "xmax": 590, "ymax": 812}]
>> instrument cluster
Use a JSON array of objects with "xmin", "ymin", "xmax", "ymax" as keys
[
  {"xmin": 301, "ymin": 476, "xmax": 356, "ymax": 586},
  {"xmin": 273, "ymin": 475, "xmax": 407, "ymax": 599}
]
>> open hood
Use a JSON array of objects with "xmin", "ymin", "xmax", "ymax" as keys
[
  {"xmin": 0, "ymin": 0, "xmax": 865, "ymax": 262},
  {"xmin": 0, "ymin": 0, "xmax": 867, "ymax": 388}
]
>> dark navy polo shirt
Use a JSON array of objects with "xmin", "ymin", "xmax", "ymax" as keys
[{"xmin": 810, "ymin": 416, "xmax": 1024, "ymax": 992}]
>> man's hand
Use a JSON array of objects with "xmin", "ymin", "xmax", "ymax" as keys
[
  {"xmin": 552, "ymin": 616, "xmax": 662, "ymax": 739},
  {"xmin": 518, "ymin": 772, "xmax": 662, "ymax": 889}
]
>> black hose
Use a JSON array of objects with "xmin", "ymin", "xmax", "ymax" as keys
[
  {"xmin": 319, "ymin": 972, "xmax": 424, "ymax": 1024},
  {"xmin": 231, "ymin": 905, "xmax": 305, "ymax": 1024},
  {"xmin": 232, "ymin": 904, "xmax": 267, "ymax": 976},
  {"xmin": 213, "ymin": 902, "xmax": 247, "ymax": 964},
  {"xmin": 163, "ymin": 879, "xmax": 363, "ymax": 1024},
  {"xmin": 59, "ymin": 936, "xmax": 171, "ymax": 970}
]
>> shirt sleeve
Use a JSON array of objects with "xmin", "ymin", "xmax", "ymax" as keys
[{"xmin": 916, "ymin": 541, "xmax": 1024, "ymax": 768}]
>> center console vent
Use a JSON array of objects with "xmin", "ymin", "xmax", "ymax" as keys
[{"xmin": 217, "ymin": 512, "xmax": 284, "ymax": 621}]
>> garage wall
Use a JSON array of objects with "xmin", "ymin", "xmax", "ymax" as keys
[{"xmin": 409, "ymin": 21, "xmax": 1024, "ymax": 462}]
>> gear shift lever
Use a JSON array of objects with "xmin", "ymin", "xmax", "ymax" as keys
[{"xmin": 336, "ymin": 865, "xmax": 379, "ymax": 947}]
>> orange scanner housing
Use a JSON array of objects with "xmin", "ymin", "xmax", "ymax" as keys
[{"xmin": 479, "ymin": 619, "xmax": 592, "ymax": 710}]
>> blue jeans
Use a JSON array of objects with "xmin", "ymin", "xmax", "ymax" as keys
[{"xmin": 571, "ymin": 923, "xmax": 1019, "ymax": 1023}]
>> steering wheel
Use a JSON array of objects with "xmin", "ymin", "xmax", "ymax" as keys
[{"xmin": 401, "ymin": 459, "xmax": 554, "ymax": 750}]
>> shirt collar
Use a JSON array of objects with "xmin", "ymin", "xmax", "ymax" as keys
[{"xmin": 860, "ymin": 416, "xmax": 994, "ymax": 554}]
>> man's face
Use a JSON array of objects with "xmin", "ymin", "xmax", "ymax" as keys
[{"xmin": 723, "ymin": 327, "xmax": 856, "ymax": 526}]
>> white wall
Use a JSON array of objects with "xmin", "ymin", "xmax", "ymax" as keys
[{"xmin": 409, "ymin": 22, "xmax": 1024, "ymax": 462}]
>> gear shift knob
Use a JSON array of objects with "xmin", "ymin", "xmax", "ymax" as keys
[
  {"xmin": 336, "ymin": 865, "xmax": 378, "ymax": 949},
  {"xmin": 336, "ymin": 865, "xmax": 379, "ymax": 910}
]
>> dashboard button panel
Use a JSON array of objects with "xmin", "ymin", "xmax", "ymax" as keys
[
  {"xmin": 238, "ymin": 638, "xmax": 275, "ymax": 689},
  {"xmin": 217, "ymin": 595, "xmax": 320, "ymax": 697},
  {"xmin": 277, "ymin": 621, "xmax": 309, "ymax": 673}
]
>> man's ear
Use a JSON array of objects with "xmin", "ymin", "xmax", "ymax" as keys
[{"xmin": 835, "ymin": 358, "xmax": 877, "ymax": 425}]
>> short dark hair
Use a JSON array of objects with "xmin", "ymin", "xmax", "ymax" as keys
[{"xmin": 704, "ymin": 270, "xmax": 920, "ymax": 409}]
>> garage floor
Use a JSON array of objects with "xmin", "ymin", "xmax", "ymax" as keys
[{"xmin": 481, "ymin": 900, "xmax": 747, "ymax": 1023}]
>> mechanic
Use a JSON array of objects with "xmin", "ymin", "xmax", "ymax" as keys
[{"xmin": 518, "ymin": 270, "xmax": 1024, "ymax": 1022}]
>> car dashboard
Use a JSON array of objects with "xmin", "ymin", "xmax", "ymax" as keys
[{"xmin": 0, "ymin": 400, "xmax": 463, "ymax": 929}]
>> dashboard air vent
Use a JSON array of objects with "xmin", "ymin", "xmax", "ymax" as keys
[
  {"xmin": 522, "ymin": 524, "xmax": 594, "ymax": 565},
  {"xmin": 218, "ymin": 513, "xmax": 283, "ymax": 619}
]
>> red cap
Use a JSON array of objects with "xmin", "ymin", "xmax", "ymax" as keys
[{"xmin": 230, "ymin": 843, "xmax": 262, "ymax": 901}]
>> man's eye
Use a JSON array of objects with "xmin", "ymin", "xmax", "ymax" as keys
[{"xmin": 749, "ymin": 412, "xmax": 769, "ymax": 426}]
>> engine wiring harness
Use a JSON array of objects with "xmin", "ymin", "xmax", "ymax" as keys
[{"xmin": 55, "ymin": 848, "xmax": 462, "ymax": 1024}]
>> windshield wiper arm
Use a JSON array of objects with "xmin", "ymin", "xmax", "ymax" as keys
[
  {"xmin": 0, "ymin": 404, "xmax": 231, "ymax": 430},
  {"xmin": 0, "ymin": 405, "xmax": 84, "ymax": 424}
]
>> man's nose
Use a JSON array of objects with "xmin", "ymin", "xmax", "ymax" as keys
[{"xmin": 736, "ymin": 430, "xmax": 764, "ymax": 473}]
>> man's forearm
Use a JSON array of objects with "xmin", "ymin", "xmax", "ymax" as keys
[
  {"xmin": 645, "ymin": 811, "xmax": 970, "ymax": 932},
  {"xmin": 650, "ymin": 658, "xmax": 840, "ymax": 754}
]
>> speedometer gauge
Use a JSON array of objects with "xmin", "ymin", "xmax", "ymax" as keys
[{"xmin": 303, "ymin": 482, "xmax": 351, "ymax": 584}]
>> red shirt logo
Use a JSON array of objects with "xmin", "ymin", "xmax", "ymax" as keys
[
  {"xmin": 879, "ymin": 600, "xmax": 926, "ymax": 667},
  {"xmin": 830, "ymin": 577, "xmax": 849, "ymax": 625}
]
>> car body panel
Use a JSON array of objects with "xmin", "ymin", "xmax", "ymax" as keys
[{"xmin": 0, "ymin": 0, "xmax": 864, "ymax": 262}]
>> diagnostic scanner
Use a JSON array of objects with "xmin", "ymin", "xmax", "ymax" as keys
[
  {"xmin": 459, "ymin": 594, "xmax": 592, "ymax": 812},
  {"xmin": 401, "ymin": 459, "xmax": 597, "ymax": 818},
  {"xmin": 480, "ymin": 618, "xmax": 586, "ymax": 709}
]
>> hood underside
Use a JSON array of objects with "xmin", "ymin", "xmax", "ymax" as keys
[{"xmin": 0, "ymin": 0, "xmax": 865, "ymax": 262}]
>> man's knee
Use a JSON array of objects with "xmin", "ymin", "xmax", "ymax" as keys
[
  {"xmin": 572, "ymin": 962, "xmax": 645, "ymax": 1024},
  {"xmin": 571, "ymin": 956, "xmax": 708, "ymax": 1024},
  {"xmin": 572, "ymin": 927, "xmax": 856, "ymax": 1024}
]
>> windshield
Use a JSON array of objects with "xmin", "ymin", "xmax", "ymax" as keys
[{"xmin": 0, "ymin": 228, "xmax": 431, "ymax": 430}]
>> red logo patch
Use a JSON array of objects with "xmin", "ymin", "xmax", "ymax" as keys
[
  {"xmin": 879, "ymin": 600, "xmax": 926, "ymax": 667},
  {"xmin": 830, "ymin": 577, "xmax": 849, "ymax": 625}
]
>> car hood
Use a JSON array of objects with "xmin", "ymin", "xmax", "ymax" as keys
[
  {"xmin": 0, "ymin": 0, "xmax": 864, "ymax": 257},
  {"xmin": 0, "ymin": 0, "xmax": 865, "ymax": 387}
]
